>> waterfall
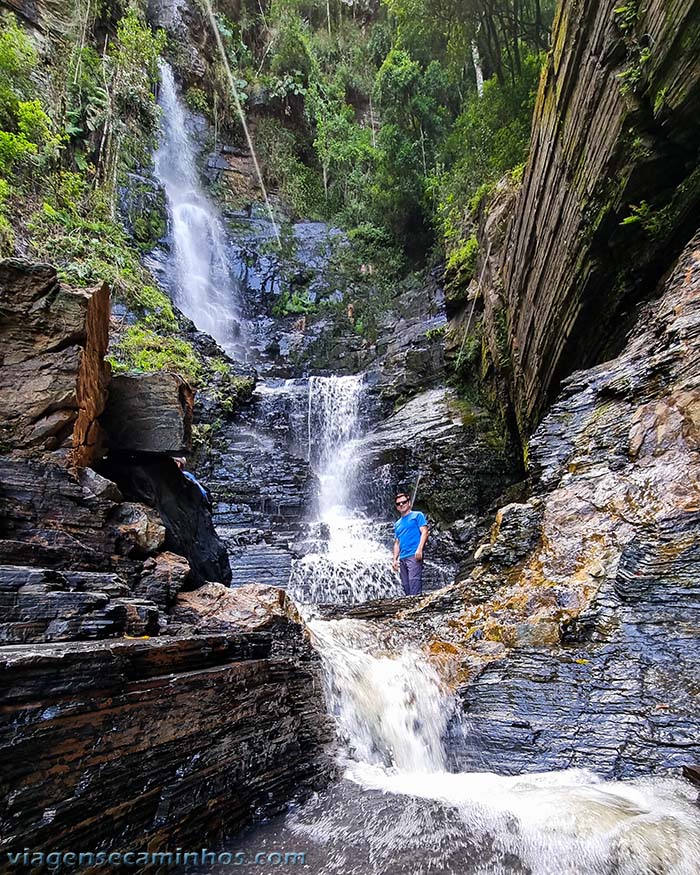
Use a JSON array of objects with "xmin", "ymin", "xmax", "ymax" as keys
[
  {"xmin": 295, "ymin": 614, "xmax": 700, "ymax": 875},
  {"xmin": 151, "ymin": 61, "xmax": 245, "ymax": 356},
  {"xmin": 145, "ymin": 65, "xmax": 700, "ymax": 875},
  {"xmin": 288, "ymin": 375, "xmax": 402, "ymax": 605},
  {"xmin": 307, "ymin": 618, "xmax": 453, "ymax": 772}
]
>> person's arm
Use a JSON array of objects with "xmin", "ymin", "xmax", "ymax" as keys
[
  {"xmin": 392, "ymin": 538, "xmax": 400, "ymax": 571},
  {"xmin": 415, "ymin": 525, "xmax": 429, "ymax": 561}
]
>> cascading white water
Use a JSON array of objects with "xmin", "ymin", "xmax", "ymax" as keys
[
  {"xmin": 307, "ymin": 618, "xmax": 453, "ymax": 772},
  {"xmin": 151, "ymin": 62, "xmax": 245, "ymax": 356},
  {"xmin": 288, "ymin": 375, "xmax": 403, "ymax": 605},
  {"xmin": 146, "ymin": 69, "xmax": 700, "ymax": 875},
  {"xmin": 302, "ymin": 615, "xmax": 700, "ymax": 875}
]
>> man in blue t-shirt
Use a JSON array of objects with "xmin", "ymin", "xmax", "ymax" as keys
[{"xmin": 392, "ymin": 492, "xmax": 429, "ymax": 596}]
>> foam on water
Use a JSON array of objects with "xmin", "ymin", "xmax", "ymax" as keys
[
  {"xmin": 288, "ymin": 375, "xmax": 403, "ymax": 605},
  {"xmin": 304, "ymin": 614, "xmax": 700, "ymax": 874},
  {"xmin": 346, "ymin": 762, "xmax": 700, "ymax": 874}
]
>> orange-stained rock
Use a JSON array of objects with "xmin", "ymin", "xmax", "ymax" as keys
[
  {"xmin": 173, "ymin": 582, "xmax": 302, "ymax": 633},
  {"xmin": 0, "ymin": 260, "xmax": 110, "ymax": 467}
]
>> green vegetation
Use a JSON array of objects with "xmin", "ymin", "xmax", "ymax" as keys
[
  {"xmin": 445, "ymin": 234, "xmax": 478, "ymax": 288},
  {"xmin": 109, "ymin": 327, "xmax": 202, "ymax": 382},
  {"xmin": 1, "ymin": 0, "xmax": 555, "ymax": 393},
  {"xmin": 197, "ymin": 0, "xmax": 552, "ymax": 269},
  {"xmin": 0, "ymin": 6, "xmax": 210, "ymax": 384}
]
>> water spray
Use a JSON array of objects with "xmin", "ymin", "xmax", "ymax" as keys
[{"xmin": 201, "ymin": 0, "xmax": 281, "ymax": 247}]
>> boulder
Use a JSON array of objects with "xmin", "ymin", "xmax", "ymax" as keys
[
  {"xmin": 101, "ymin": 372, "xmax": 194, "ymax": 455},
  {"xmin": 100, "ymin": 454, "xmax": 231, "ymax": 586},
  {"xmin": 0, "ymin": 259, "xmax": 110, "ymax": 466},
  {"xmin": 171, "ymin": 583, "xmax": 308, "ymax": 657},
  {"xmin": 172, "ymin": 582, "xmax": 301, "ymax": 632},
  {"xmin": 135, "ymin": 550, "xmax": 191, "ymax": 609},
  {"xmin": 113, "ymin": 502, "xmax": 167, "ymax": 556}
]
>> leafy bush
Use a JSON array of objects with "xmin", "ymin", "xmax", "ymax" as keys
[
  {"xmin": 255, "ymin": 116, "xmax": 325, "ymax": 217},
  {"xmin": 445, "ymin": 234, "xmax": 478, "ymax": 287},
  {"xmin": 185, "ymin": 86, "xmax": 209, "ymax": 115}
]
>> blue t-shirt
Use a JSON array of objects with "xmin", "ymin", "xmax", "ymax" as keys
[
  {"xmin": 183, "ymin": 470, "xmax": 209, "ymax": 501},
  {"xmin": 394, "ymin": 511, "xmax": 428, "ymax": 559}
]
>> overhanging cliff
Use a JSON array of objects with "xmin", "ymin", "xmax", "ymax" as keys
[{"xmin": 483, "ymin": 0, "xmax": 700, "ymax": 439}]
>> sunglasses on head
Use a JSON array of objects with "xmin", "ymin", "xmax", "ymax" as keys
[{"xmin": 395, "ymin": 499, "xmax": 409, "ymax": 506}]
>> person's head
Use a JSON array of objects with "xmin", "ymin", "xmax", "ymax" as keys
[
  {"xmin": 174, "ymin": 457, "xmax": 186, "ymax": 470},
  {"xmin": 395, "ymin": 492, "xmax": 411, "ymax": 516}
]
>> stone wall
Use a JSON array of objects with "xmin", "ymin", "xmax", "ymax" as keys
[
  {"xmin": 481, "ymin": 0, "xmax": 700, "ymax": 438},
  {"xmin": 0, "ymin": 630, "xmax": 334, "ymax": 863}
]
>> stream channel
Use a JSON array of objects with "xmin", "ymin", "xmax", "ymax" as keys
[{"xmin": 145, "ymin": 63, "xmax": 700, "ymax": 875}]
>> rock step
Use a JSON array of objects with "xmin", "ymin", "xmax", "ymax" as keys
[{"xmin": 229, "ymin": 545, "xmax": 293, "ymax": 589}]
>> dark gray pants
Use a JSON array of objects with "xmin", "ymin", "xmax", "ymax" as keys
[{"xmin": 399, "ymin": 557, "xmax": 423, "ymax": 596}]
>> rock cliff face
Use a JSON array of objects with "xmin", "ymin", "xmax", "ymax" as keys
[
  {"xmin": 0, "ymin": 261, "xmax": 110, "ymax": 466},
  {"xmin": 423, "ymin": 230, "xmax": 700, "ymax": 777},
  {"xmin": 0, "ymin": 259, "xmax": 230, "ymax": 602},
  {"xmin": 0, "ymin": 260, "xmax": 334, "ymax": 855},
  {"xmin": 478, "ymin": 0, "xmax": 700, "ymax": 438}
]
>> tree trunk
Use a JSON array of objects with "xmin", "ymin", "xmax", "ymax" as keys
[{"xmin": 472, "ymin": 40, "xmax": 484, "ymax": 96}]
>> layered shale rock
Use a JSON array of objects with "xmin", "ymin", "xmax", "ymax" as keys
[
  {"xmin": 0, "ymin": 260, "xmax": 110, "ymax": 466},
  {"xmin": 428, "ymin": 231, "xmax": 700, "ymax": 777},
  {"xmin": 353, "ymin": 387, "xmax": 518, "ymax": 525},
  {"xmin": 0, "ymin": 259, "xmax": 230, "ymax": 639},
  {"xmin": 476, "ymin": 0, "xmax": 700, "ymax": 438},
  {"xmin": 102, "ymin": 372, "xmax": 194, "ymax": 455},
  {"xmin": 0, "ymin": 565, "xmax": 159, "ymax": 643},
  {"xmin": 0, "ymin": 630, "xmax": 334, "ymax": 862}
]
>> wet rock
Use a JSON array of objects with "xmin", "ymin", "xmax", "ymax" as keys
[
  {"xmin": 353, "ymin": 387, "xmax": 519, "ymax": 524},
  {"xmin": 194, "ymin": 380, "xmax": 317, "ymax": 588},
  {"xmin": 443, "ymin": 232, "xmax": 700, "ymax": 777},
  {"xmin": 102, "ymin": 372, "xmax": 194, "ymax": 455},
  {"xmin": 683, "ymin": 766, "xmax": 700, "ymax": 788},
  {"xmin": 0, "ymin": 632, "xmax": 334, "ymax": 859},
  {"xmin": 136, "ymin": 550, "xmax": 191, "ymax": 610},
  {"xmin": 0, "ymin": 259, "xmax": 110, "ymax": 466},
  {"xmin": 147, "ymin": 0, "xmax": 207, "ymax": 81},
  {"xmin": 229, "ymin": 543, "xmax": 294, "ymax": 589},
  {"xmin": 0, "ymin": 565, "xmax": 161, "ymax": 643},
  {"xmin": 372, "ymin": 268, "xmax": 447, "ymax": 405}
]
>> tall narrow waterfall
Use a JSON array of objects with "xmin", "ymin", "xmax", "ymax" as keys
[
  {"xmin": 289, "ymin": 375, "xmax": 402, "ymax": 605},
  {"xmin": 151, "ymin": 62, "xmax": 245, "ymax": 356}
]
